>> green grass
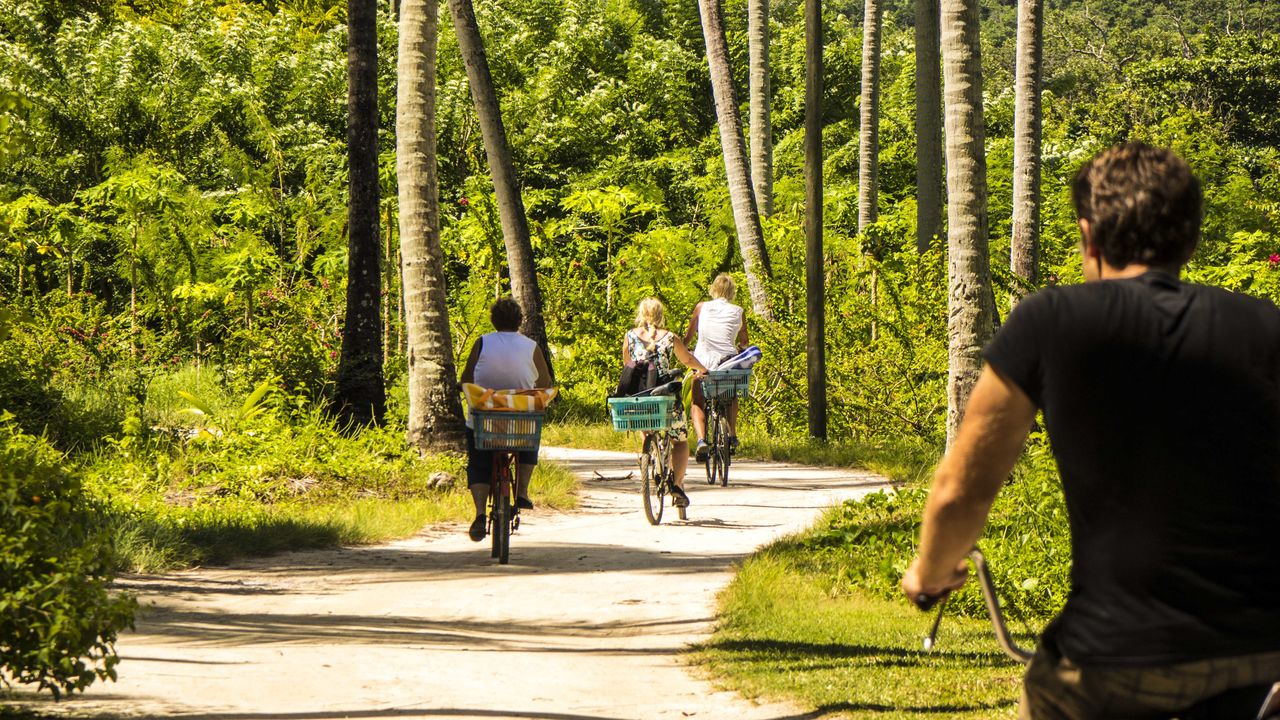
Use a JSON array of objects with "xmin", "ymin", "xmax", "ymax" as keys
[
  {"xmin": 697, "ymin": 554, "xmax": 1027, "ymax": 719},
  {"xmin": 545, "ymin": 420, "xmax": 938, "ymax": 484},
  {"xmin": 99, "ymin": 461, "xmax": 579, "ymax": 572}
]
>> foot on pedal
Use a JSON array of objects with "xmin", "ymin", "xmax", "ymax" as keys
[
  {"xmin": 694, "ymin": 440, "xmax": 709, "ymax": 463},
  {"xmin": 672, "ymin": 486, "xmax": 691, "ymax": 508},
  {"xmin": 516, "ymin": 496, "xmax": 534, "ymax": 511},
  {"xmin": 468, "ymin": 515, "xmax": 486, "ymax": 542}
]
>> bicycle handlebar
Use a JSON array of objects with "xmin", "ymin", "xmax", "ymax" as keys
[{"xmin": 921, "ymin": 549, "xmax": 1034, "ymax": 665}]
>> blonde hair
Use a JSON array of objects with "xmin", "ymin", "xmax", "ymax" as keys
[
  {"xmin": 709, "ymin": 273, "xmax": 736, "ymax": 301},
  {"xmin": 634, "ymin": 297, "xmax": 666, "ymax": 333}
]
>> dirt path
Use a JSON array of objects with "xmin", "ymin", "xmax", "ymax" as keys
[{"xmin": 38, "ymin": 447, "xmax": 891, "ymax": 720}]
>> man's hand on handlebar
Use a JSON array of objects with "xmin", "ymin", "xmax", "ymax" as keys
[{"xmin": 901, "ymin": 557, "xmax": 969, "ymax": 611}]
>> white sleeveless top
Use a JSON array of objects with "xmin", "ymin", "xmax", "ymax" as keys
[
  {"xmin": 693, "ymin": 298, "xmax": 744, "ymax": 369},
  {"xmin": 473, "ymin": 332, "xmax": 538, "ymax": 390}
]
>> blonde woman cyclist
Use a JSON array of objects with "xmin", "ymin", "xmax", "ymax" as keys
[
  {"xmin": 623, "ymin": 298, "xmax": 709, "ymax": 507},
  {"xmin": 684, "ymin": 273, "xmax": 748, "ymax": 462}
]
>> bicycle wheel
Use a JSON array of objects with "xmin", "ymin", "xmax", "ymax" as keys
[
  {"xmin": 641, "ymin": 434, "xmax": 665, "ymax": 525},
  {"xmin": 703, "ymin": 406, "xmax": 719, "ymax": 485},
  {"xmin": 495, "ymin": 496, "xmax": 511, "ymax": 564},
  {"xmin": 716, "ymin": 413, "xmax": 731, "ymax": 487}
]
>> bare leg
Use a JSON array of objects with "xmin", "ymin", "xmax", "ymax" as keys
[
  {"xmin": 691, "ymin": 382, "xmax": 707, "ymax": 442},
  {"xmin": 728, "ymin": 398, "xmax": 740, "ymax": 437},
  {"xmin": 515, "ymin": 463, "xmax": 535, "ymax": 501},
  {"xmin": 470, "ymin": 483, "xmax": 489, "ymax": 516},
  {"xmin": 672, "ymin": 440, "xmax": 689, "ymax": 488}
]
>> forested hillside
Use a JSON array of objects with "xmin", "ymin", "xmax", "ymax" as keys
[{"xmin": 3, "ymin": 0, "xmax": 1279, "ymax": 440}]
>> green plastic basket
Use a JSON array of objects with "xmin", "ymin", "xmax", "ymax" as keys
[
  {"xmin": 702, "ymin": 368, "xmax": 752, "ymax": 400},
  {"xmin": 607, "ymin": 395, "xmax": 677, "ymax": 432},
  {"xmin": 471, "ymin": 410, "xmax": 545, "ymax": 452}
]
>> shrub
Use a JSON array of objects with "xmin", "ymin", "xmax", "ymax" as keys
[{"xmin": 0, "ymin": 419, "xmax": 136, "ymax": 698}]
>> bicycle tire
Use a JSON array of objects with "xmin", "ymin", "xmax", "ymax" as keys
[
  {"xmin": 703, "ymin": 406, "xmax": 719, "ymax": 485},
  {"xmin": 641, "ymin": 435, "xmax": 665, "ymax": 525},
  {"xmin": 493, "ymin": 494, "xmax": 511, "ymax": 564},
  {"xmin": 716, "ymin": 414, "xmax": 731, "ymax": 487}
]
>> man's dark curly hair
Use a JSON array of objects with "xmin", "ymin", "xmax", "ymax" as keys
[
  {"xmin": 1071, "ymin": 142, "xmax": 1203, "ymax": 269},
  {"xmin": 490, "ymin": 297, "xmax": 523, "ymax": 332}
]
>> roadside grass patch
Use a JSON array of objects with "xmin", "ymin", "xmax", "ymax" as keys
[
  {"xmin": 697, "ymin": 555, "xmax": 1026, "ymax": 719},
  {"xmin": 81, "ymin": 370, "xmax": 581, "ymax": 572},
  {"xmin": 543, "ymin": 420, "xmax": 934, "ymax": 485}
]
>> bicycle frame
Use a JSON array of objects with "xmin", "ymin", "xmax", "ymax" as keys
[{"xmin": 641, "ymin": 428, "xmax": 686, "ymax": 524}]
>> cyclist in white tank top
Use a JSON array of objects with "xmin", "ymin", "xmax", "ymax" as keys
[
  {"xmin": 460, "ymin": 298, "xmax": 552, "ymax": 542},
  {"xmin": 683, "ymin": 274, "xmax": 749, "ymax": 462}
]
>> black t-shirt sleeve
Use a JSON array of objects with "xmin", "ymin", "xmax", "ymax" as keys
[{"xmin": 983, "ymin": 291, "xmax": 1050, "ymax": 408}]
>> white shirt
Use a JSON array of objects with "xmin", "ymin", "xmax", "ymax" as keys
[
  {"xmin": 473, "ymin": 331, "xmax": 538, "ymax": 390},
  {"xmin": 693, "ymin": 298, "xmax": 744, "ymax": 369}
]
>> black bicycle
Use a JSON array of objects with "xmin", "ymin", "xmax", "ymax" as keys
[
  {"xmin": 920, "ymin": 549, "xmax": 1280, "ymax": 719},
  {"xmin": 608, "ymin": 381, "xmax": 688, "ymax": 525},
  {"xmin": 700, "ymin": 368, "xmax": 751, "ymax": 487}
]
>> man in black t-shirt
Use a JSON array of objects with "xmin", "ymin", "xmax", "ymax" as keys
[{"xmin": 902, "ymin": 143, "xmax": 1280, "ymax": 719}]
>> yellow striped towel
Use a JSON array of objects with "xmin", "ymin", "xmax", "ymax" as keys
[{"xmin": 462, "ymin": 383, "xmax": 557, "ymax": 412}]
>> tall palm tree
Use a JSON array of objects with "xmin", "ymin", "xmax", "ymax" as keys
[
  {"xmin": 858, "ymin": 0, "xmax": 882, "ymax": 233},
  {"xmin": 1010, "ymin": 0, "xmax": 1044, "ymax": 303},
  {"xmin": 941, "ymin": 0, "xmax": 995, "ymax": 445},
  {"xmin": 805, "ymin": 0, "xmax": 825, "ymax": 440},
  {"xmin": 915, "ymin": 0, "xmax": 943, "ymax": 252},
  {"xmin": 335, "ymin": 0, "xmax": 386, "ymax": 427},
  {"xmin": 749, "ymin": 0, "xmax": 772, "ymax": 218},
  {"xmin": 696, "ymin": 0, "xmax": 774, "ymax": 321},
  {"xmin": 398, "ymin": 0, "xmax": 466, "ymax": 451},
  {"xmin": 447, "ymin": 0, "xmax": 553, "ymax": 369}
]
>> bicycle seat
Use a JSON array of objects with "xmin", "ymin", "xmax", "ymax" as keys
[{"xmin": 631, "ymin": 378, "xmax": 684, "ymax": 397}]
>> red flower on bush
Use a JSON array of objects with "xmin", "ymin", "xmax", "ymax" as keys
[
  {"xmin": 458, "ymin": 197, "xmax": 470, "ymax": 207},
  {"xmin": 1268, "ymin": 253, "xmax": 1280, "ymax": 269}
]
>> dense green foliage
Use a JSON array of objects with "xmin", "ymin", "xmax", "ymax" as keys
[
  {"xmin": 3, "ymin": 0, "xmax": 1280, "ymax": 696},
  {"xmin": 0, "ymin": 421, "xmax": 135, "ymax": 698}
]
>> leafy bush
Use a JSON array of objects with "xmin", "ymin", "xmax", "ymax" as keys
[
  {"xmin": 780, "ymin": 434, "xmax": 1070, "ymax": 622},
  {"xmin": 0, "ymin": 419, "xmax": 135, "ymax": 698}
]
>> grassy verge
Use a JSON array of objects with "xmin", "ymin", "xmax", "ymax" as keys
[
  {"xmin": 100, "ymin": 461, "xmax": 578, "ymax": 572},
  {"xmin": 697, "ymin": 553, "xmax": 1028, "ymax": 719},
  {"xmin": 544, "ymin": 420, "xmax": 937, "ymax": 485}
]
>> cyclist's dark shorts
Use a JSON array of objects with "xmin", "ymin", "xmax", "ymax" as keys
[{"xmin": 465, "ymin": 428, "xmax": 538, "ymax": 487}]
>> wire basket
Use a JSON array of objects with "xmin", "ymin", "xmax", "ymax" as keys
[
  {"xmin": 702, "ymin": 368, "xmax": 752, "ymax": 400},
  {"xmin": 608, "ymin": 395, "xmax": 677, "ymax": 432},
  {"xmin": 472, "ymin": 410, "xmax": 546, "ymax": 452}
]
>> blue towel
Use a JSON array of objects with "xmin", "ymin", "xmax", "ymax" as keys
[{"xmin": 718, "ymin": 345, "xmax": 762, "ymax": 370}]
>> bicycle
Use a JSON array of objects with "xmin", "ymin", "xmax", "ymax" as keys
[
  {"xmin": 919, "ymin": 549, "xmax": 1280, "ymax": 719},
  {"xmin": 470, "ymin": 409, "xmax": 546, "ymax": 564},
  {"xmin": 608, "ymin": 384, "xmax": 687, "ymax": 525},
  {"xmin": 700, "ymin": 367, "xmax": 751, "ymax": 487}
]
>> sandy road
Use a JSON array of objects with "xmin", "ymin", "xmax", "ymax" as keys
[{"xmin": 32, "ymin": 447, "xmax": 891, "ymax": 720}]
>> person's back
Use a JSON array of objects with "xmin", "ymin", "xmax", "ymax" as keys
[
  {"xmin": 988, "ymin": 271, "xmax": 1280, "ymax": 665},
  {"xmin": 904, "ymin": 143, "xmax": 1280, "ymax": 719},
  {"xmin": 473, "ymin": 330, "xmax": 538, "ymax": 391}
]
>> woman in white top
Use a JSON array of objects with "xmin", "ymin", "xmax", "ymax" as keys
[
  {"xmin": 460, "ymin": 298, "xmax": 552, "ymax": 542},
  {"xmin": 683, "ymin": 273, "xmax": 748, "ymax": 462},
  {"xmin": 623, "ymin": 298, "xmax": 708, "ymax": 507}
]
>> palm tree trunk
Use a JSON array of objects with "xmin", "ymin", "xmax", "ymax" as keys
[
  {"xmin": 335, "ymin": 0, "xmax": 387, "ymax": 427},
  {"xmin": 941, "ymin": 0, "xmax": 995, "ymax": 446},
  {"xmin": 858, "ymin": 0, "xmax": 882, "ymax": 233},
  {"xmin": 748, "ymin": 0, "xmax": 772, "ymax": 218},
  {"xmin": 398, "ymin": 0, "xmax": 466, "ymax": 452},
  {"xmin": 805, "ymin": 0, "xmax": 825, "ymax": 440},
  {"xmin": 915, "ymin": 0, "xmax": 943, "ymax": 252},
  {"xmin": 447, "ymin": 0, "xmax": 553, "ymax": 371},
  {"xmin": 1010, "ymin": 0, "xmax": 1043, "ymax": 304},
  {"xmin": 696, "ymin": 0, "xmax": 774, "ymax": 321}
]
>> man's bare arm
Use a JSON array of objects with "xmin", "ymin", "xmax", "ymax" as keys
[{"xmin": 902, "ymin": 366, "xmax": 1036, "ymax": 601}]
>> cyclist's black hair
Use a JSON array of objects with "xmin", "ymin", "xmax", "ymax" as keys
[{"xmin": 490, "ymin": 297, "xmax": 523, "ymax": 332}]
